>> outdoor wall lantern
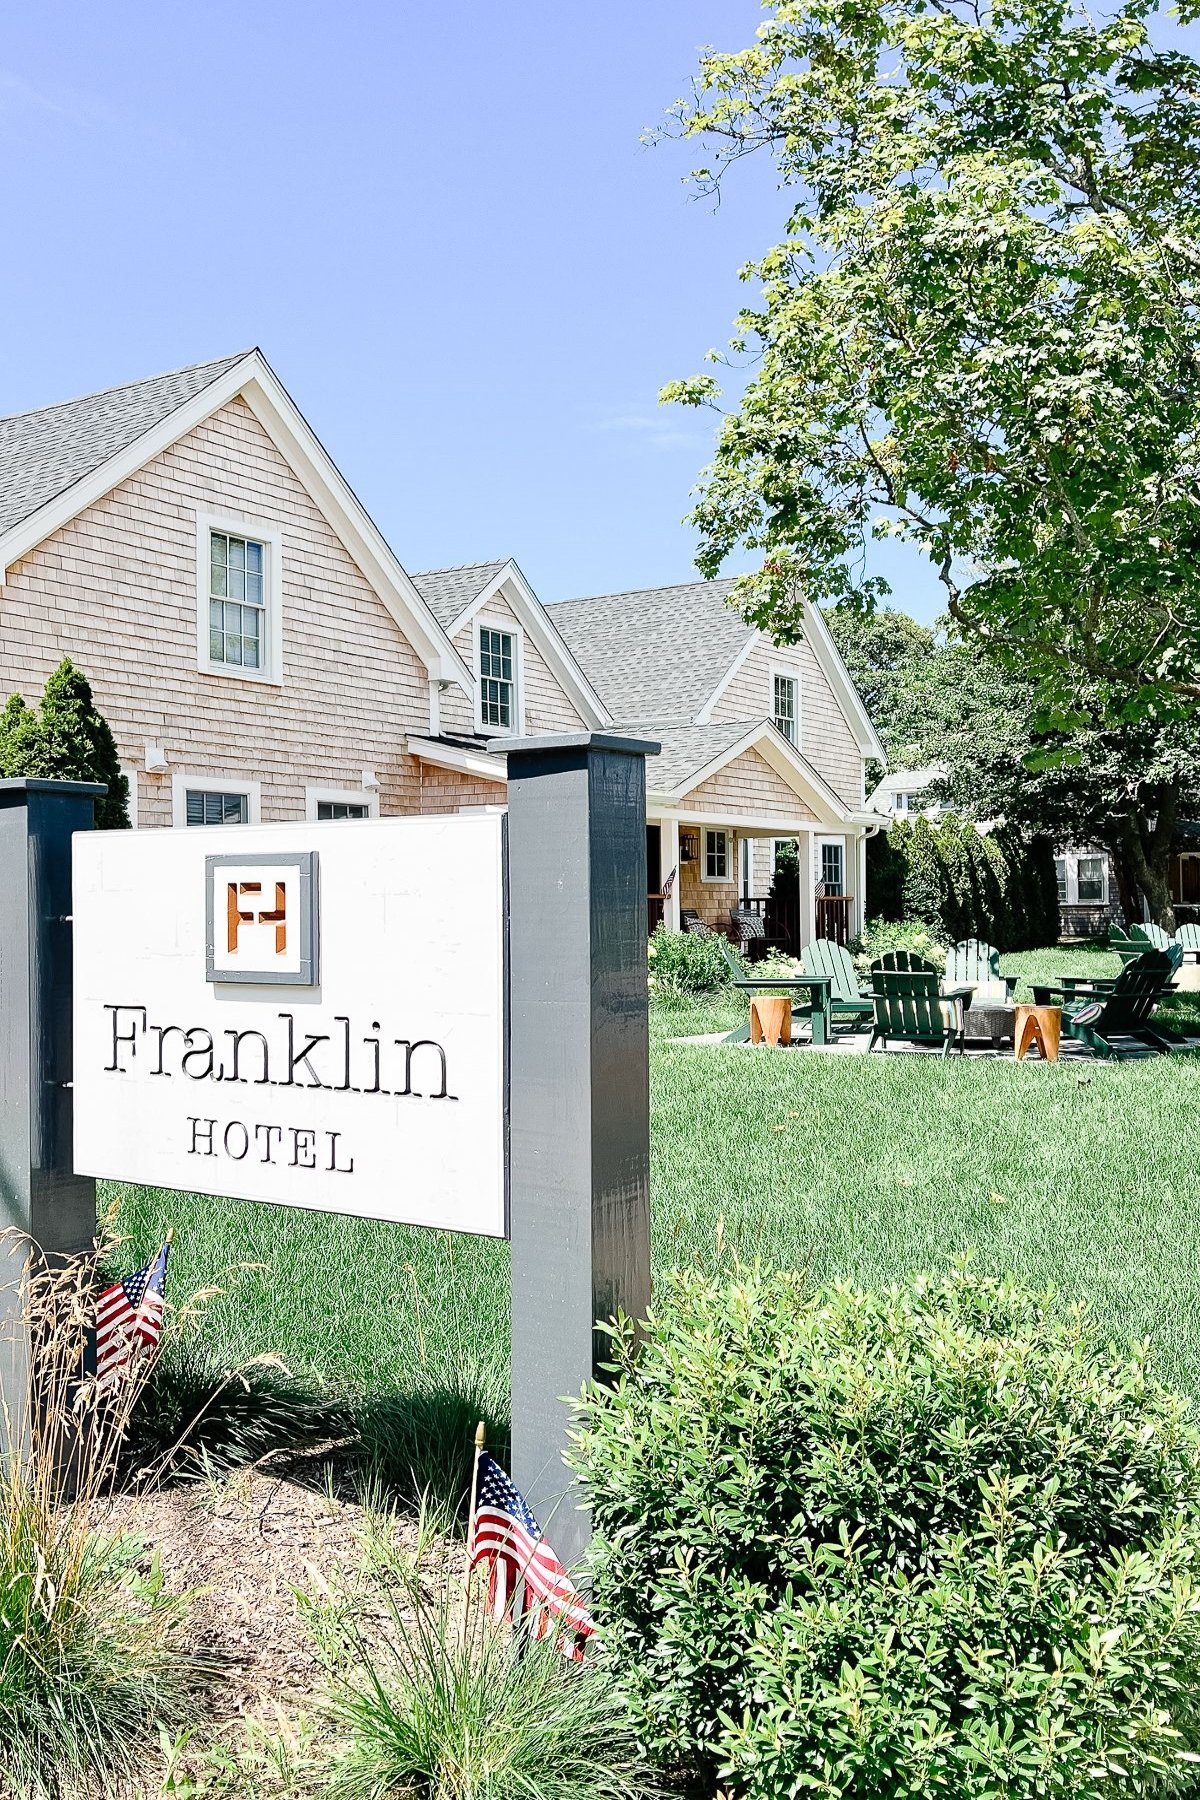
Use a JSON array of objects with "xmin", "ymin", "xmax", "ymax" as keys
[{"xmin": 679, "ymin": 831, "xmax": 699, "ymax": 863}]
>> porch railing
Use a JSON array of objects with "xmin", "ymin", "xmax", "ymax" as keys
[{"xmin": 816, "ymin": 893, "xmax": 853, "ymax": 945}]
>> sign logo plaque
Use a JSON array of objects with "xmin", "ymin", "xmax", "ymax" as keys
[{"xmin": 205, "ymin": 851, "xmax": 319, "ymax": 985}]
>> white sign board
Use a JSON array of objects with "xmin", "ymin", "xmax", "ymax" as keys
[{"xmin": 73, "ymin": 814, "xmax": 507, "ymax": 1236}]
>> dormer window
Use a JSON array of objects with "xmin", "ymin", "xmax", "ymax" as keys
[
  {"xmin": 772, "ymin": 671, "xmax": 799, "ymax": 745},
  {"xmin": 475, "ymin": 619, "xmax": 522, "ymax": 734}
]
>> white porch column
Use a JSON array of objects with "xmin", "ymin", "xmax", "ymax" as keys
[
  {"xmin": 855, "ymin": 832, "xmax": 868, "ymax": 938},
  {"xmin": 662, "ymin": 815, "xmax": 681, "ymax": 931},
  {"xmin": 797, "ymin": 830, "xmax": 816, "ymax": 948}
]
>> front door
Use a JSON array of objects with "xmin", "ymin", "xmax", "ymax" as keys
[{"xmin": 646, "ymin": 825, "xmax": 662, "ymax": 932}]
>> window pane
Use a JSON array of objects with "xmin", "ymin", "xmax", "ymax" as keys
[
  {"xmin": 1055, "ymin": 859, "xmax": 1068, "ymax": 901},
  {"xmin": 1078, "ymin": 858, "xmax": 1104, "ymax": 902},
  {"xmin": 245, "ymin": 541, "xmax": 263, "ymax": 574},
  {"xmin": 229, "ymin": 538, "xmax": 245, "ymax": 572},
  {"xmin": 210, "ymin": 533, "xmax": 227, "ymax": 568},
  {"xmin": 245, "ymin": 569, "xmax": 263, "ymax": 606},
  {"xmin": 227, "ymin": 565, "xmax": 245, "ymax": 601},
  {"xmin": 186, "ymin": 789, "xmax": 247, "ymax": 826},
  {"xmin": 317, "ymin": 800, "xmax": 369, "ymax": 820}
]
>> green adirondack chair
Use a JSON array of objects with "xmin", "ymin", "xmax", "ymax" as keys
[
  {"xmin": 946, "ymin": 938, "xmax": 1018, "ymax": 1001},
  {"xmin": 800, "ymin": 937, "xmax": 873, "ymax": 1028},
  {"xmin": 1107, "ymin": 925, "xmax": 1142, "ymax": 966},
  {"xmin": 1131, "ymin": 922, "xmax": 1172, "ymax": 951},
  {"xmin": 869, "ymin": 955, "xmax": 964, "ymax": 1055},
  {"xmin": 1176, "ymin": 922, "xmax": 1200, "ymax": 961},
  {"xmin": 1062, "ymin": 949, "xmax": 1176, "ymax": 1058}
]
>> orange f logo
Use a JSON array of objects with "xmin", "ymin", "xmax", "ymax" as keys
[{"xmin": 227, "ymin": 881, "xmax": 288, "ymax": 955}]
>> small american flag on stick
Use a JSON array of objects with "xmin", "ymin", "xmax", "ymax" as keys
[
  {"xmin": 93, "ymin": 1242, "xmax": 169, "ymax": 1386},
  {"xmin": 469, "ymin": 1450, "xmax": 594, "ymax": 1659}
]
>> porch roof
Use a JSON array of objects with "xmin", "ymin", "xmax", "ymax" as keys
[{"xmin": 642, "ymin": 718, "xmax": 872, "ymax": 829}]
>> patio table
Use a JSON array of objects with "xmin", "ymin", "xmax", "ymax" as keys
[
  {"xmin": 962, "ymin": 997, "xmax": 1014, "ymax": 1053},
  {"xmin": 723, "ymin": 973, "xmax": 834, "ymax": 1046}
]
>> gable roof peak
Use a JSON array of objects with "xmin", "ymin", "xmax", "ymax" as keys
[
  {"xmin": 0, "ymin": 351, "xmax": 255, "ymax": 427},
  {"xmin": 0, "ymin": 351, "xmax": 255, "ymax": 541}
]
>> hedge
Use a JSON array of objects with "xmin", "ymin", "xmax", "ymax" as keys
[{"xmin": 866, "ymin": 813, "xmax": 1058, "ymax": 949}]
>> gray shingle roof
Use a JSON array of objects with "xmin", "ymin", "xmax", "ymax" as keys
[
  {"xmin": 641, "ymin": 720, "xmax": 761, "ymax": 792},
  {"xmin": 0, "ymin": 353, "xmax": 250, "ymax": 540},
  {"xmin": 412, "ymin": 562, "xmax": 509, "ymax": 630},
  {"xmin": 549, "ymin": 577, "xmax": 754, "ymax": 725}
]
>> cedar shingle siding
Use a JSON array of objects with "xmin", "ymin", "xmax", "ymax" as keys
[{"xmin": 0, "ymin": 396, "xmax": 432, "ymax": 826}]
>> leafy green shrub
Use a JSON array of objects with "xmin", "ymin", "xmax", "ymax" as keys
[
  {"xmin": 869, "ymin": 814, "xmax": 1059, "ymax": 950},
  {"xmin": 851, "ymin": 915, "xmax": 947, "ymax": 971},
  {"xmin": 572, "ymin": 1264, "xmax": 1200, "ymax": 1800},
  {"xmin": 0, "ymin": 658, "xmax": 128, "ymax": 827},
  {"xmin": 647, "ymin": 923, "xmax": 737, "ymax": 997}
]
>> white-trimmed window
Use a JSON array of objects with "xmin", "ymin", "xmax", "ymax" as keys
[
  {"xmin": 172, "ymin": 772, "xmax": 261, "ymax": 828},
  {"xmin": 702, "ymin": 828, "xmax": 730, "ymax": 883},
  {"xmin": 820, "ymin": 841, "xmax": 845, "ymax": 895},
  {"xmin": 772, "ymin": 671, "xmax": 799, "ymax": 745},
  {"xmin": 475, "ymin": 618, "xmax": 522, "ymax": 734},
  {"xmin": 196, "ymin": 513, "xmax": 283, "ymax": 684},
  {"xmin": 1055, "ymin": 858, "xmax": 1069, "ymax": 903},
  {"xmin": 305, "ymin": 783, "xmax": 379, "ymax": 821},
  {"xmin": 1077, "ymin": 856, "xmax": 1106, "ymax": 904}
]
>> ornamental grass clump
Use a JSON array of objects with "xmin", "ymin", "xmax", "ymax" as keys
[
  {"xmin": 310, "ymin": 1527, "xmax": 655, "ymax": 1800},
  {"xmin": 572, "ymin": 1263, "xmax": 1200, "ymax": 1800},
  {"xmin": 0, "ymin": 1234, "xmax": 206, "ymax": 1799}
]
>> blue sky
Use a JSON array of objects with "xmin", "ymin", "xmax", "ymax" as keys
[{"xmin": 0, "ymin": 2, "xmax": 944, "ymax": 620}]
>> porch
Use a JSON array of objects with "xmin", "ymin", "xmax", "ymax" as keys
[{"xmin": 647, "ymin": 819, "xmax": 865, "ymax": 952}]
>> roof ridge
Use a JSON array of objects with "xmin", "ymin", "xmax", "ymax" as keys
[
  {"xmin": 0, "ymin": 350, "xmax": 254, "ymax": 427},
  {"xmin": 413, "ymin": 559, "xmax": 510, "ymax": 577},
  {"xmin": 552, "ymin": 574, "xmax": 744, "ymax": 609}
]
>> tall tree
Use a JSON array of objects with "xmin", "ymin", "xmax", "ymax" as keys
[
  {"xmin": 662, "ymin": 0, "xmax": 1200, "ymax": 723},
  {"xmin": 828, "ymin": 608, "xmax": 1200, "ymax": 924}
]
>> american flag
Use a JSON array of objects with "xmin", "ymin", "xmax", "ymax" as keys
[
  {"xmin": 93, "ymin": 1242, "xmax": 169, "ymax": 1386},
  {"xmin": 469, "ymin": 1452, "xmax": 594, "ymax": 1658}
]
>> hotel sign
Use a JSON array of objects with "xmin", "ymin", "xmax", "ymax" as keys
[{"xmin": 72, "ymin": 815, "xmax": 507, "ymax": 1237}]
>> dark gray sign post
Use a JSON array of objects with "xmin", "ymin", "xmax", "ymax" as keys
[
  {"xmin": 0, "ymin": 779, "xmax": 104, "ymax": 1452},
  {"xmin": 499, "ymin": 732, "xmax": 656, "ymax": 1569}
]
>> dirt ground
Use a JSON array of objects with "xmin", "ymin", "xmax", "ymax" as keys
[{"xmin": 92, "ymin": 1462, "xmax": 460, "ymax": 1725}]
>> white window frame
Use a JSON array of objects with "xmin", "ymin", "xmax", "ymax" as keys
[
  {"xmin": 305, "ymin": 783, "xmax": 379, "ymax": 821},
  {"xmin": 1058, "ymin": 849, "xmax": 1109, "ymax": 907},
  {"xmin": 701, "ymin": 827, "xmax": 731, "ymax": 884},
  {"xmin": 473, "ymin": 613, "xmax": 525, "ymax": 738},
  {"xmin": 196, "ymin": 510, "xmax": 284, "ymax": 686},
  {"xmin": 770, "ymin": 665, "xmax": 801, "ymax": 747},
  {"xmin": 817, "ymin": 836, "xmax": 846, "ymax": 895},
  {"xmin": 1076, "ymin": 854, "xmax": 1107, "ymax": 906},
  {"xmin": 171, "ymin": 770, "xmax": 262, "ymax": 828}
]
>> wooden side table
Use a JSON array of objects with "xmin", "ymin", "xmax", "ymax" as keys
[
  {"xmin": 1014, "ymin": 1003, "xmax": 1062, "ymax": 1062},
  {"xmin": 749, "ymin": 995, "xmax": 792, "ymax": 1047}
]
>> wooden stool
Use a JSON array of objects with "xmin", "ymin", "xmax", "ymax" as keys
[
  {"xmin": 749, "ymin": 995, "xmax": 792, "ymax": 1047},
  {"xmin": 1014, "ymin": 1003, "xmax": 1062, "ymax": 1062}
]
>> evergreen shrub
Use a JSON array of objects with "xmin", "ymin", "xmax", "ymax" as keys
[
  {"xmin": 864, "ymin": 812, "xmax": 1057, "ymax": 949},
  {"xmin": 573, "ymin": 1264, "xmax": 1200, "ymax": 1800},
  {"xmin": 0, "ymin": 658, "xmax": 128, "ymax": 827}
]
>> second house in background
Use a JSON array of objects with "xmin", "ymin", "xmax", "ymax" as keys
[{"xmin": 0, "ymin": 349, "xmax": 882, "ymax": 945}]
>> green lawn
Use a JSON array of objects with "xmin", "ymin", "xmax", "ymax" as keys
[{"xmin": 112, "ymin": 944, "xmax": 1200, "ymax": 1486}]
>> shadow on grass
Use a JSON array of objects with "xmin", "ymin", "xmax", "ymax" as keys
[
  {"xmin": 120, "ymin": 1344, "xmax": 355, "ymax": 1488},
  {"xmin": 354, "ymin": 1387, "xmax": 511, "ymax": 1520},
  {"xmin": 121, "ymin": 1346, "xmax": 510, "ymax": 1521}
]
